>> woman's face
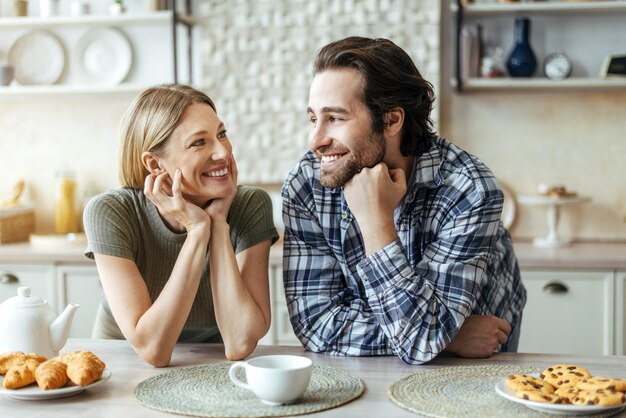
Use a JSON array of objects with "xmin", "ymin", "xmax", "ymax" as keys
[{"xmin": 155, "ymin": 102, "xmax": 235, "ymax": 206}]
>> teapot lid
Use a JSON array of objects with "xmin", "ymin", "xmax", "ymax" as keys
[{"xmin": 4, "ymin": 286, "xmax": 46, "ymax": 307}]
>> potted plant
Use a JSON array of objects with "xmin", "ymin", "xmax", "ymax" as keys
[{"xmin": 109, "ymin": 0, "xmax": 126, "ymax": 15}]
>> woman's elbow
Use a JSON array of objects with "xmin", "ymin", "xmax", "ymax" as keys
[
  {"xmin": 133, "ymin": 342, "xmax": 173, "ymax": 368},
  {"xmin": 224, "ymin": 338, "xmax": 257, "ymax": 361}
]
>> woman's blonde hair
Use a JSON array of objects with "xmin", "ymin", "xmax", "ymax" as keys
[{"xmin": 119, "ymin": 84, "xmax": 216, "ymax": 188}]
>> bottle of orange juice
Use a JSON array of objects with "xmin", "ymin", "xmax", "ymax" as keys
[{"xmin": 55, "ymin": 170, "xmax": 77, "ymax": 234}]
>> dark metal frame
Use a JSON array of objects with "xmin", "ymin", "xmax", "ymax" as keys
[
  {"xmin": 454, "ymin": 0, "xmax": 464, "ymax": 92},
  {"xmin": 170, "ymin": 0, "xmax": 194, "ymax": 84}
]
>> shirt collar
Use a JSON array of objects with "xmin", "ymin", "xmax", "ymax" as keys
[{"xmin": 404, "ymin": 138, "xmax": 445, "ymax": 204}]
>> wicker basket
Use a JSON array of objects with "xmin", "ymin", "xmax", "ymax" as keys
[{"xmin": 0, "ymin": 207, "xmax": 35, "ymax": 244}]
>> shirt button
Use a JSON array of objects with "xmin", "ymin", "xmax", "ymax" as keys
[{"xmin": 342, "ymin": 212, "xmax": 349, "ymax": 219}]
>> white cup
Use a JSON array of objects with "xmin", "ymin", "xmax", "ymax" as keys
[
  {"xmin": 229, "ymin": 355, "xmax": 312, "ymax": 405},
  {"xmin": 70, "ymin": 1, "xmax": 90, "ymax": 16},
  {"xmin": 40, "ymin": 0, "xmax": 60, "ymax": 17}
]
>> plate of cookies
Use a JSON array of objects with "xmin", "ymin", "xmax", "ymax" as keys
[
  {"xmin": 495, "ymin": 364, "xmax": 626, "ymax": 415},
  {"xmin": 0, "ymin": 350, "xmax": 110, "ymax": 400}
]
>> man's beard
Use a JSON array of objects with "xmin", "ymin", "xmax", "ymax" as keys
[{"xmin": 319, "ymin": 131, "xmax": 385, "ymax": 189}]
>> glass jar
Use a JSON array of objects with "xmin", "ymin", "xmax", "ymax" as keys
[{"xmin": 55, "ymin": 171, "xmax": 77, "ymax": 234}]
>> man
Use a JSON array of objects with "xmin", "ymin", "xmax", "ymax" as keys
[{"xmin": 281, "ymin": 37, "xmax": 526, "ymax": 365}]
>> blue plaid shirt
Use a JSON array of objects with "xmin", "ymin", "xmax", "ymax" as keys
[{"xmin": 282, "ymin": 137, "xmax": 526, "ymax": 364}]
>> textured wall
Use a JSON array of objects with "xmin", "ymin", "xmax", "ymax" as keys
[
  {"xmin": 197, "ymin": 0, "xmax": 441, "ymax": 184},
  {"xmin": 0, "ymin": 0, "xmax": 441, "ymax": 234}
]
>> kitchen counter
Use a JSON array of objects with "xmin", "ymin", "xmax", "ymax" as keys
[
  {"xmin": 514, "ymin": 241, "xmax": 626, "ymax": 270},
  {"xmin": 1, "ymin": 339, "xmax": 625, "ymax": 417},
  {"xmin": 1, "ymin": 240, "xmax": 625, "ymax": 269},
  {"xmin": 0, "ymin": 242, "xmax": 93, "ymax": 264}
]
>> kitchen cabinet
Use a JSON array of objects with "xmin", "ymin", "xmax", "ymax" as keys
[
  {"xmin": 0, "ymin": 6, "xmax": 194, "ymax": 98},
  {"xmin": 0, "ymin": 261, "xmax": 99, "ymax": 339},
  {"xmin": 518, "ymin": 269, "xmax": 614, "ymax": 356},
  {"xmin": 450, "ymin": 0, "xmax": 626, "ymax": 91},
  {"xmin": 0, "ymin": 263, "xmax": 56, "ymax": 307},
  {"xmin": 260, "ymin": 263, "xmax": 301, "ymax": 346},
  {"xmin": 56, "ymin": 264, "xmax": 102, "ymax": 338},
  {"xmin": 266, "ymin": 263, "xmax": 626, "ymax": 354},
  {"xmin": 617, "ymin": 271, "xmax": 626, "ymax": 355}
]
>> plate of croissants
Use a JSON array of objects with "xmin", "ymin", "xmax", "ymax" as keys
[{"xmin": 0, "ymin": 350, "xmax": 110, "ymax": 400}]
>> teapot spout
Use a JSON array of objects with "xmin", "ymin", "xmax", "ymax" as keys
[{"xmin": 49, "ymin": 304, "xmax": 80, "ymax": 353}]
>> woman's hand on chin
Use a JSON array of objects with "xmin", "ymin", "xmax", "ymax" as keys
[
  {"xmin": 205, "ymin": 156, "xmax": 238, "ymax": 222},
  {"xmin": 144, "ymin": 168, "xmax": 212, "ymax": 233}
]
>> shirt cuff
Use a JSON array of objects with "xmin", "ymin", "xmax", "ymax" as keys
[{"xmin": 356, "ymin": 238, "xmax": 413, "ymax": 294}]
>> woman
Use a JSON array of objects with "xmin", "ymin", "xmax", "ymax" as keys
[{"xmin": 83, "ymin": 84, "xmax": 278, "ymax": 367}]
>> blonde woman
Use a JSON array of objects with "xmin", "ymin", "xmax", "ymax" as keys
[{"xmin": 83, "ymin": 84, "xmax": 278, "ymax": 367}]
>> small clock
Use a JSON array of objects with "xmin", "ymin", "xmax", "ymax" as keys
[{"xmin": 543, "ymin": 51, "xmax": 572, "ymax": 81}]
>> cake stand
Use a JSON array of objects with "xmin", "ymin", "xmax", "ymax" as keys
[{"xmin": 517, "ymin": 195, "xmax": 591, "ymax": 248}]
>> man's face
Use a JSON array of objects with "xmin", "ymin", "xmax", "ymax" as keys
[{"xmin": 307, "ymin": 68, "xmax": 385, "ymax": 189}]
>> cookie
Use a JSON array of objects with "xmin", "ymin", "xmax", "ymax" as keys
[
  {"xmin": 515, "ymin": 390, "xmax": 569, "ymax": 404},
  {"xmin": 572, "ymin": 389, "xmax": 626, "ymax": 406},
  {"xmin": 555, "ymin": 385, "xmax": 583, "ymax": 401},
  {"xmin": 507, "ymin": 374, "xmax": 555, "ymax": 394},
  {"xmin": 577, "ymin": 377, "xmax": 626, "ymax": 392},
  {"xmin": 540, "ymin": 364, "xmax": 591, "ymax": 388}
]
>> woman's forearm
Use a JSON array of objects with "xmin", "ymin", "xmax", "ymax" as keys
[
  {"xmin": 209, "ymin": 219, "xmax": 270, "ymax": 360},
  {"xmin": 131, "ymin": 227, "xmax": 210, "ymax": 366}
]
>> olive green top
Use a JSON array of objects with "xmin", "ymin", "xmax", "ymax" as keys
[{"xmin": 83, "ymin": 185, "xmax": 279, "ymax": 342}]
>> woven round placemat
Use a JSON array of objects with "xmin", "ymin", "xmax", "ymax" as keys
[
  {"xmin": 134, "ymin": 362, "xmax": 364, "ymax": 417},
  {"xmin": 388, "ymin": 365, "xmax": 624, "ymax": 418}
]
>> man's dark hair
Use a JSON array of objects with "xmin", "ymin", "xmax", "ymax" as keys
[{"xmin": 314, "ymin": 36, "xmax": 436, "ymax": 157}]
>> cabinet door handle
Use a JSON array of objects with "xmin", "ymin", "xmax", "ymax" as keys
[
  {"xmin": 0, "ymin": 273, "xmax": 19, "ymax": 284},
  {"xmin": 542, "ymin": 281, "xmax": 568, "ymax": 294}
]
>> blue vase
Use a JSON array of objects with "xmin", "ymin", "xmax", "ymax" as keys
[{"xmin": 506, "ymin": 18, "xmax": 537, "ymax": 77}]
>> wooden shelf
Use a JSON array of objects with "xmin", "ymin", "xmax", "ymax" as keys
[
  {"xmin": 452, "ymin": 1, "xmax": 626, "ymax": 16},
  {"xmin": 0, "ymin": 12, "xmax": 174, "ymax": 29},
  {"xmin": 455, "ymin": 77, "xmax": 626, "ymax": 91}
]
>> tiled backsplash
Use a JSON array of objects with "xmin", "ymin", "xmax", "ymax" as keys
[{"xmin": 197, "ymin": 0, "xmax": 441, "ymax": 184}]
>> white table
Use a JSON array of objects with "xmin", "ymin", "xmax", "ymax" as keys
[{"xmin": 1, "ymin": 339, "xmax": 626, "ymax": 417}]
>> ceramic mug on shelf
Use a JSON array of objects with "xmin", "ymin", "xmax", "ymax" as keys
[
  {"xmin": 0, "ymin": 64, "xmax": 15, "ymax": 86},
  {"xmin": 228, "ymin": 355, "xmax": 312, "ymax": 405},
  {"xmin": 40, "ymin": 0, "xmax": 60, "ymax": 17}
]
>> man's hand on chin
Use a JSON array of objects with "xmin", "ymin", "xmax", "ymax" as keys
[{"xmin": 343, "ymin": 163, "xmax": 406, "ymax": 255}]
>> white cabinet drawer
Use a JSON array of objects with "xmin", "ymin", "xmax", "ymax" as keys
[
  {"xmin": 519, "ymin": 270, "xmax": 614, "ymax": 355},
  {"xmin": 0, "ymin": 264, "xmax": 56, "ymax": 308}
]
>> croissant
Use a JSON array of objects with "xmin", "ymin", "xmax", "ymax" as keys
[
  {"xmin": 0, "ymin": 352, "xmax": 47, "ymax": 375},
  {"xmin": 2, "ymin": 359, "xmax": 41, "ymax": 389},
  {"xmin": 54, "ymin": 351, "xmax": 105, "ymax": 386},
  {"xmin": 55, "ymin": 351, "xmax": 106, "ymax": 370},
  {"xmin": 35, "ymin": 360, "xmax": 68, "ymax": 390},
  {"xmin": 67, "ymin": 357, "xmax": 105, "ymax": 386}
]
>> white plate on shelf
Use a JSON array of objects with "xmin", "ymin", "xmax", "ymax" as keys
[
  {"xmin": 494, "ymin": 378, "xmax": 626, "ymax": 415},
  {"xmin": 8, "ymin": 30, "xmax": 66, "ymax": 85},
  {"xmin": 75, "ymin": 28, "xmax": 132, "ymax": 85},
  {"xmin": 0, "ymin": 369, "xmax": 111, "ymax": 401}
]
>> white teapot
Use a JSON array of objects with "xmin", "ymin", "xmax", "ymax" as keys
[{"xmin": 0, "ymin": 286, "xmax": 79, "ymax": 358}]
